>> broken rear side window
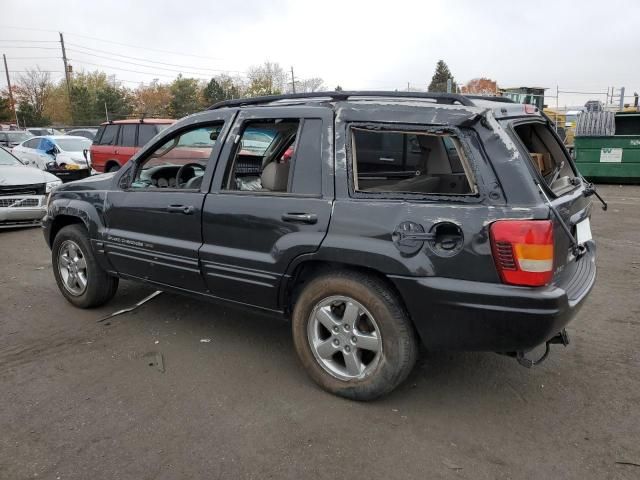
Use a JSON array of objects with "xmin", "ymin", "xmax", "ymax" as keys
[
  {"xmin": 351, "ymin": 128, "xmax": 476, "ymax": 195},
  {"xmin": 513, "ymin": 121, "xmax": 577, "ymax": 196}
]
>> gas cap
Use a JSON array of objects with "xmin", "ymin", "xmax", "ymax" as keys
[{"xmin": 392, "ymin": 221, "xmax": 434, "ymax": 256}]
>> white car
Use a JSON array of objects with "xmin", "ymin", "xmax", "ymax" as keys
[
  {"xmin": 0, "ymin": 147, "xmax": 61, "ymax": 228},
  {"xmin": 12, "ymin": 135, "xmax": 91, "ymax": 172}
]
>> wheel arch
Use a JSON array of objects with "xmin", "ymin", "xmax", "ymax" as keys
[
  {"xmin": 104, "ymin": 160, "xmax": 121, "ymax": 172},
  {"xmin": 280, "ymin": 258, "xmax": 410, "ymax": 321}
]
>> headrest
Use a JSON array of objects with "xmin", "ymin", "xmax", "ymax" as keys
[{"xmin": 261, "ymin": 162, "xmax": 290, "ymax": 191}]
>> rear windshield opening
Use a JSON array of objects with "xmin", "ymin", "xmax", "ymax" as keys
[
  {"xmin": 351, "ymin": 128, "xmax": 476, "ymax": 195},
  {"xmin": 513, "ymin": 122, "xmax": 576, "ymax": 195}
]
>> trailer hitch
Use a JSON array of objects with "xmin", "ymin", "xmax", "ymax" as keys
[{"xmin": 509, "ymin": 329, "xmax": 570, "ymax": 368}]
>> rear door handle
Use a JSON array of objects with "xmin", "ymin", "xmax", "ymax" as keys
[
  {"xmin": 167, "ymin": 204, "xmax": 195, "ymax": 215},
  {"xmin": 282, "ymin": 213, "xmax": 318, "ymax": 224}
]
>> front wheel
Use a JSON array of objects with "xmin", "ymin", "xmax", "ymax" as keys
[
  {"xmin": 52, "ymin": 224, "xmax": 118, "ymax": 308},
  {"xmin": 292, "ymin": 271, "xmax": 418, "ymax": 401}
]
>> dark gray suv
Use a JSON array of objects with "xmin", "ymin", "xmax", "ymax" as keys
[{"xmin": 43, "ymin": 92, "xmax": 598, "ymax": 400}]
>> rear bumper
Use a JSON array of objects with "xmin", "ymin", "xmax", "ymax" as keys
[{"xmin": 390, "ymin": 246, "xmax": 596, "ymax": 352}]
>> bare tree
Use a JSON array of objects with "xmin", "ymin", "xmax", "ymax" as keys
[
  {"xmin": 297, "ymin": 77, "xmax": 325, "ymax": 93},
  {"xmin": 16, "ymin": 67, "xmax": 53, "ymax": 120},
  {"xmin": 245, "ymin": 62, "xmax": 287, "ymax": 96}
]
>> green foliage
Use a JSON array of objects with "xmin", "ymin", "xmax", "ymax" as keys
[
  {"xmin": 17, "ymin": 100, "xmax": 49, "ymax": 127},
  {"xmin": 428, "ymin": 60, "xmax": 457, "ymax": 93},
  {"xmin": 70, "ymin": 71, "xmax": 133, "ymax": 124},
  {"xmin": 169, "ymin": 75, "xmax": 201, "ymax": 118},
  {"xmin": 0, "ymin": 93, "xmax": 13, "ymax": 122},
  {"xmin": 201, "ymin": 75, "xmax": 243, "ymax": 106}
]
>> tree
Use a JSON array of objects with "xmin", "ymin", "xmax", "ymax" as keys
[
  {"xmin": 428, "ymin": 60, "xmax": 457, "ymax": 93},
  {"xmin": 43, "ymin": 82, "xmax": 72, "ymax": 125},
  {"xmin": 69, "ymin": 71, "xmax": 134, "ymax": 124},
  {"xmin": 169, "ymin": 75, "xmax": 201, "ymax": 118},
  {"xmin": 0, "ymin": 92, "xmax": 13, "ymax": 122},
  {"xmin": 15, "ymin": 68, "xmax": 53, "ymax": 126},
  {"xmin": 245, "ymin": 62, "xmax": 287, "ymax": 97},
  {"xmin": 334, "ymin": 85, "xmax": 343, "ymax": 92},
  {"xmin": 134, "ymin": 79, "xmax": 171, "ymax": 117},
  {"xmin": 202, "ymin": 77, "xmax": 225, "ymax": 106},
  {"xmin": 461, "ymin": 77, "xmax": 498, "ymax": 95},
  {"xmin": 297, "ymin": 77, "xmax": 325, "ymax": 93}
]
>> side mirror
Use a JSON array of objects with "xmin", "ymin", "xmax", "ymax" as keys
[{"xmin": 47, "ymin": 147, "xmax": 57, "ymax": 156}]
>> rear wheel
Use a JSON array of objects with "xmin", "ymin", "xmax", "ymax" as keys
[
  {"xmin": 52, "ymin": 224, "xmax": 118, "ymax": 308},
  {"xmin": 106, "ymin": 163, "xmax": 120, "ymax": 172},
  {"xmin": 292, "ymin": 271, "xmax": 418, "ymax": 401}
]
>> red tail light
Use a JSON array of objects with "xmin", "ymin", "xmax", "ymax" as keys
[{"xmin": 490, "ymin": 220, "xmax": 554, "ymax": 287}]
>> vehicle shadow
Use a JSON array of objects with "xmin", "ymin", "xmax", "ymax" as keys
[{"xmin": 102, "ymin": 282, "xmax": 547, "ymax": 414}]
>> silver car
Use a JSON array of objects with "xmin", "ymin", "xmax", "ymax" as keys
[{"xmin": 0, "ymin": 147, "xmax": 61, "ymax": 228}]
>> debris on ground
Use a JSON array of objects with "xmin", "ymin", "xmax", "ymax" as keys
[
  {"xmin": 144, "ymin": 351, "xmax": 165, "ymax": 373},
  {"xmin": 97, "ymin": 290, "xmax": 163, "ymax": 323},
  {"xmin": 200, "ymin": 338, "xmax": 211, "ymax": 343},
  {"xmin": 442, "ymin": 458, "xmax": 463, "ymax": 471}
]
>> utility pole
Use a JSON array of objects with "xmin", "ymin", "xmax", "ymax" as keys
[
  {"xmin": 2, "ymin": 54, "xmax": 19, "ymax": 127},
  {"xmin": 290, "ymin": 66, "xmax": 296, "ymax": 94},
  {"xmin": 59, "ymin": 32, "xmax": 73, "ymax": 123}
]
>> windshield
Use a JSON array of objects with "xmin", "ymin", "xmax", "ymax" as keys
[
  {"xmin": 56, "ymin": 138, "xmax": 91, "ymax": 152},
  {"xmin": 7, "ymin": 132, "xmax": 33, "ymax": 142},
  {"xmin": 0, "ymin": 148, "xmax": 23, "ymax": 166}
]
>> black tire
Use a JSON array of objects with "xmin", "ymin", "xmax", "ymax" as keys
[
  {"xmin": 292, "ymin": 271, "xmax": 418, "ymax": 401},
  {"xmin": 107, "ymin": 163, "xmax": 120, "ymax": 173},
  {"xmin": 52, "ymin": 224, "xmax": 118, "ymax": 308}
]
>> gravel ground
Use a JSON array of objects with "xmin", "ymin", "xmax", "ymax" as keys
[{"xmin": 0, "ymin": 184, "xmax": 638, "ymax": 480}]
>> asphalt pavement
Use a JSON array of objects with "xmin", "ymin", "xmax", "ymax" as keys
[{"xmin": 0, "ymin": 185, "xmax": 639, "ymax": 480}]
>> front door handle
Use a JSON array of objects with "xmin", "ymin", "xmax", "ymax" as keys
[
  {"xmin": 167, "ymin": 204, "xmax": 195, "ymax": 215},
  {"xmin": 282, "ymin": 213, "xmax": 318, "ymax": 224}
]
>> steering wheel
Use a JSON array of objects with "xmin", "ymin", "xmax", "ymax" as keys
[{"xmin": 176, "ymin": 162, "xmax": 205, "ymax": 188}]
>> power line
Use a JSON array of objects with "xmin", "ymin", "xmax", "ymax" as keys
[
  {"xmin": 70, "ymin": 58, "xmax": 218, "ymax": 80},
  {"xmin": 64, "ymin": 32, "xmax": 227, "ymax": 61},
  {"xmin": 0, "ymin": 46, "xmax": 60, "ymax": 50},
  {"xmin": 67, "ymin": 47, "xmax": 246, "ymax": 76},
  {"xmin": 0, "ymin": 39, "xmax": 58, "ymax": 43}
]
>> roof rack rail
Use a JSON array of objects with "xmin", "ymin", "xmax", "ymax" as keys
[
  {"xmin": 464, "ymin": 95, "xmax": 515, "ymax": 104},
  {"xmin": 208, "ymin": 91, "xmax": 477, "ymax": 110}
]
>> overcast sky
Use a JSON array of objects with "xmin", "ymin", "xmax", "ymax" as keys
[{"xmin": 1, "ymin": 0, "xmax": 638, "ymax": 107}]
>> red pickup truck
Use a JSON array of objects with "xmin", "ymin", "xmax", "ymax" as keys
[{"xmin": 90, "ymin": 119, "xmax": 174, "ymax": 172}]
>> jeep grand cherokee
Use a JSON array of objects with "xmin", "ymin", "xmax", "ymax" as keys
[{"xmin": 43, "ymin": 92, "xmax": 598, "ymax": 400}]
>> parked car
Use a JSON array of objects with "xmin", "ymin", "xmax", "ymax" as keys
[
  {"xmin": 0, "ymin": 147, "xmax": 61, "ymax": 228},
  {"xmin": 12, "ymin": 135, "xmax": 92, "ymax": 182},
  {"xmin": 26, "ymin": 127, "xmax": 63, "ymax": 136},
  {"xmin": 65, "ymin": 128, "xmax": 98, "ymax": 141},
  {"xmin": 43, "ymin": 92, "xmax": 598, "ymax": 400},
  {"xmin": 0, "ymin": 130, "xmax": 33, "ymax": 148},
  {"xmin": 90, "ymin": 119, "xmax": 174, "ymax": 172}
]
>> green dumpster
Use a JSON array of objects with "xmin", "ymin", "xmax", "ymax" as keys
[{"xmin": 574, "ymin": 112, "xmax": 640, "ymax": 183}]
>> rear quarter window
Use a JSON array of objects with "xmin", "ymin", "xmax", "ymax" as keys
[
  {"xmin": 138, "ymin": 124, "xmax": 159, "ymax": 147},
  {"xmin": 350, "ymin": 127, "xmax": 476, "ymax": 196}
]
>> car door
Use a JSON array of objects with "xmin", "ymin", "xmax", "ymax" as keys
[
  {"xmin": 16, "ymin": 138, "xmax": 41, "ymax": 168},
  {"xmin": 200, "ymin": 106, "xmax": 334, "ymax": 310},
  {"xmin": 102, "ymin": 111, "xmax": 234, "ymax": 292},
  {"xmin": 92, "ymin": 124, "xmax": 119, "ymax": 172}
]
